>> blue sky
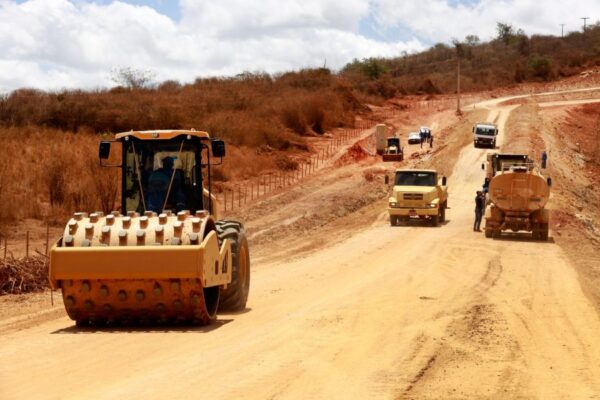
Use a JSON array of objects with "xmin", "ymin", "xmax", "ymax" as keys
[
  {"xmin": 92, "ymin": 0, "xmax": 181, "ymax": 20},
  {"xmin": 2, "ymin": 0, "xmax": 599, "ymax": 91}
]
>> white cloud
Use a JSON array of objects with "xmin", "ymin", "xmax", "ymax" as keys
[
  {"xmin": 2, "ymin": 0, "xmax": 596, "ymax": 92},
  {"xmin": 371, "ymin": 0, "xmax": 600, "ymax": 44},
  {"xmin": 0, "ymin": 0, "xmax": 423, "ymax": 92}
]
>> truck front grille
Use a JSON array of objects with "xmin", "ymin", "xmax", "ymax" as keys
[{"xmin": 403, "ymin": 193, "xmax": 423, "ymax": 200}]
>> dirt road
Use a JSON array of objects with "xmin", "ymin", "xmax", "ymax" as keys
[{"xmin": 2, "ymin": 94, "xmax": 600, "ymax": 399}]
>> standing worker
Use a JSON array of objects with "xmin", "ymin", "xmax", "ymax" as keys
[
  {"xmin": 420, "ymin": 130, "xmax": 425, "ymax": 149},
  {"xmin": 430, "ymin": 133, "xmax": 434, "ymax": 148},
  {"xmin": 541, "ymin": 150, "xmax": 548, "ymax": 169},
  {"xmin": 474, "ymin": 190, "xmax": 485, "ymax": 232}
]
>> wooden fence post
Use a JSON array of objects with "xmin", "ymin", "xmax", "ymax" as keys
[{"xmin": 45, "ymin": 223, "xmax": 50, "ymax": 256}]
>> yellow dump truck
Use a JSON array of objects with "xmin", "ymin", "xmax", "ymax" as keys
[
  {"xmin": 483, "ymin": 153, "xmax": 551, "ymax": 240},
  {"xmin": 49, "ymin": 130, "xmax": 250, "ymax": 326},
  {"xmin": 387, "ymin": 169, "xmax": 448, "ymax": 226}
]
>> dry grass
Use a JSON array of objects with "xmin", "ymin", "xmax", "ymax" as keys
[
  {"xmin": 0, "ymin": 69, "xmax": 367, "ymax": 226},
  {"xmin": 0, "ymin": 69, "xmax": 359, "ymax": 144},
  {"xmin": 0, "ymin": 127, "xmax": 118, "ymax": 226}
]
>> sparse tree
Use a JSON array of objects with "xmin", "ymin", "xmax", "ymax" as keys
[
  {"xmin": 110, "ymin": 67, "xmax": 156, "ymax": 89},
  {"xmin": 465, "ymin": 35, "xmax": 480, "ymax": 46},
  {"xmin": 496, "ymin": 22, "xmax": 515, "ymax": 45}
]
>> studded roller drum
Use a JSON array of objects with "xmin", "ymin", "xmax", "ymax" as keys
[
  {"xmin": 216, "ymin": 220, "xmax": 250, "ymax": 311},
  {"xmin": 49, "ymin": 210, "xmax": 233, "ymax": 326}
]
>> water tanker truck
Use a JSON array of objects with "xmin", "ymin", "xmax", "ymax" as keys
[{"xmin": 483, "ymin": 153, "xmax": 552, "ymax": 240}]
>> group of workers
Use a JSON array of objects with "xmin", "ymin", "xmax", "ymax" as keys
[{"xmin": 419, "ymin": 127, "xmax": 434, "ymax": 149}]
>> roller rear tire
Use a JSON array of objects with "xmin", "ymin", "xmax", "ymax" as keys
[{"xmin": 216, "ymin": 220, "xmax": 250, "ymax": 312}]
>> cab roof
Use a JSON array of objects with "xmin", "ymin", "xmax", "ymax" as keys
[
  {"xmin": 475, "ymin": 122, "xmax": 497, "ymax": 128},
  {"xmin": 395, "ymin": 168, "xmax": 437, "ymax": 173},
  {"xmin": 114, "ymin": 130, "xmax": 211, "ymax": 140}
]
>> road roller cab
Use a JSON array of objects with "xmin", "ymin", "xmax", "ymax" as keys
[{"xmin": 49, "ymin": 130, "xmax": 250, "ymax": 327}]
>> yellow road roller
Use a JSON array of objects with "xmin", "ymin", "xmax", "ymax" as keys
[{"xmin": 49, "ymin": 130, "xmax": 250, "ymax": 326}]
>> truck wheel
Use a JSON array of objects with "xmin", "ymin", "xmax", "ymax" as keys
[
  {"xmin": 389, "ymin": 216, "xmax": 396, "ymax": 226},
  {"xmin": 431, "ymin": 215, "xmax": 439, "ymax": 227},
  {"xmin": 216, "ymin": 220, "xmax": 250, "ymax": 312},
  {"xmin": 484, "ymin": 228, "xmax": 492, "ymax": 238},
  {"xmin": 440, "ymin": 204, "xmax": 446, "ymax": 223},
  {"xmin": 540, "ymin": 224, "xmax": 549, "ymax": 241}
]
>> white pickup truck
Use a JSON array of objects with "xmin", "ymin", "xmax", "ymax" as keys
[{"xmin": 473, "ymin": 122, "xmax": 498, "ymax": 148}]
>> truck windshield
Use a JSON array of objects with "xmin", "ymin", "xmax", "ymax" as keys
[
  {"xmin": 493, "ymin": 156, "xmax": 531, "ymax": 174},
  {"xmin": 124, "ymin": 140, "xmax": 202, "ymax": 213},
  {"xmin": 395, "ymin": 172, "xmax": 435, "ymax": 186},
  {"xmin": 476, "ymin": 127, "xmax": 496, "ymax": 136}
]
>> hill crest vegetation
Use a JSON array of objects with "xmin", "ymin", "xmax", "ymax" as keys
[{"xmin": 1, "ymin": 23, "xmax": 600, "ymax": 225}]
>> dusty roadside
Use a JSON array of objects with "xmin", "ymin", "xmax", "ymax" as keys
[{"xmin": 503, "ymin": 101, "xmax": 600, "ymax": 314}]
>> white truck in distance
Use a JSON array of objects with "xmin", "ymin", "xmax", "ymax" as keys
[{"xmin": 473, "ymin": 122, "xmax": 498, "ymax": 148}]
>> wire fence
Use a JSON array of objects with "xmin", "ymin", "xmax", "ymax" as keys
[
  {"xmin": 0, "ymin": 224, "xmax": 51, "ymax": 261},
  {"xmin": 217, "ymin": 123, "xmax": 373, "ymax": 214}
]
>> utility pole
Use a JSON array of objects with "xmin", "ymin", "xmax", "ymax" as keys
[
  {"xmin": 581, "ymin": 17, "xmax": 589, "ymax": 32},
  {"xmin": 454, "ymin": 41, "xmax": 463, "ymax": 115},
  {"xmin": 560, "ymin": 24, "xmax": 565, "ymax": 38},
  {"xmin": 456, "ymin": 55, "xmax": 461, "ymax": 114}
]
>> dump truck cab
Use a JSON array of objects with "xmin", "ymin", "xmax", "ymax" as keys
[
  {"xmin": 484, "ymin": 153, "xmax": 529, "ymax": 180},
  {"xmin": 382, "ymin": 137, "xmax": 404, "ymax": 161},
  {"xmin": 49, "ymin": 129, "xmax": 250, "ymax": 327},
  {"xmin": 388, "ymin": 169, "xmax": 448, "ymax": 226},
  {"xmin": 473, "ymin": 122, "xmax": 498, "ymax": 148}
]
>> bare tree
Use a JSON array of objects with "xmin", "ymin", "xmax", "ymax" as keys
[{"xmin": 110, "ymin": 67, "xmax": 156, "ymax": 89}]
